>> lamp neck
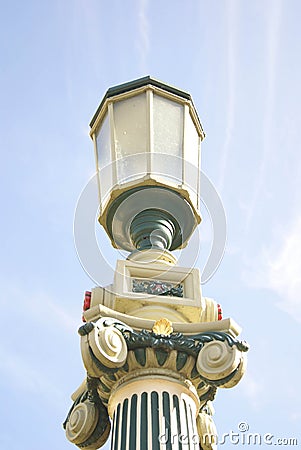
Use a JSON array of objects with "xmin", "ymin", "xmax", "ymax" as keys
[{"xmin": 130, "ymin": 209, "xmax": 178, "ymax": 251}]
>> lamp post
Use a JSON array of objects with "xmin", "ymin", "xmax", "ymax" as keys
[{"xmin": 64, "ymin": 77, "xmax": 248, "ymax": 450}]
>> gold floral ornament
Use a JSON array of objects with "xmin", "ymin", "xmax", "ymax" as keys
[{"xmin": 152, "ymin": 318, "xmax": 173, "ymax": 336}]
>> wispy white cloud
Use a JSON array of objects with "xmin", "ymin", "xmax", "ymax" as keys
[
  {"xmin": 245, "ymin": 0, "xmax": 283, "ymax": 231},
  {"xmin": 137, "ymin": 0, "xmax": 150, "ymax": 74},
  {"xmin": 290, "ymin": 411, "xmax": 301, "ymax": 423},
  {"xmin": 240, "ymin": 370, "xmax": 265, "ymax": 410},
  {"xmin": 243, "ymin": 216, "xmax": 301, "ymax": 323},
  {"xmin": 0, "ymin": 283, "xmax": 80, "ymax": 409},
  {"xmin": 0, "ymin": 343, "xmax": 66, "ymax": 409},
  {"xmin": 218, "ymin": 0, "xmax": 238, "ymax": 192},
  {"xmin": 0, "ymin": 283, "xmax": 79, "ymax": 333}
]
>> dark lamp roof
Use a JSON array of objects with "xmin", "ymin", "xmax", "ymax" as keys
[{"xmin": 90, "ymin": 76, "xmax": 194, "ymax": 128}]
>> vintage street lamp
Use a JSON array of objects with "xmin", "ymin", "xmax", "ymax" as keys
[
  {"xmin": 89, "ymin": 76, "xmax": 204, "ymax": 255},
  {"xmin": 64, "ymin": 77, "xmax": 248, "ymax": 450}
]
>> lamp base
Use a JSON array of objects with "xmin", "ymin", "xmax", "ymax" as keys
[
  {"xmin": 106, "ymin": 186, "xmax": 198, "ymax": 252},
  {"xmin": 127, "ymin": 248, "xmax": 177, "ymax": 265}
]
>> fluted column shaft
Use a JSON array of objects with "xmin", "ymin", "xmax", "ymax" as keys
[{"xmin": 109, "ymin": 376, "xmax": 200, "ymax": 450}]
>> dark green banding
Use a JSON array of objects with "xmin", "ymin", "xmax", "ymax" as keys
[
  {"xmin": 129, "ymin": 395, "xmax": 137, "ymax": 449},
  {"xmin": 173, "ymin": 395, "xmax": 182, "ymax": 450},
  {"xmin": 113, "ymin": 403, "xmax": 121, "ymax": 450},
  {"xmin": 162, "ymin": 392, "xmax": 172, "ymax": 450},
  {"xmin": 134, "ymin": 348, "xmax": 146, "ymax": 366},
  {"xmin": 140, "ymin": 392, "xmax": 148, "ymax": 450},
  {"xmin": 110, "ymin": 411, "xmax": 115, "ymax": 450},
  {"xmin": 155, "ymin": 349, "xmax": 168, "ymax": 366},
  {"xmin": 176, "ymin": 352, "xmax": 188, "ymax": 371},
  {"xmin": 120, "ymin": 398, "xmax": 128, "ymax": 450},
  {"xmin": 189, "ymin": 403, "xmax": 198, "ymax": 448},
  {"xmin": 151, "ymin": 392, "xmax": 160, "ymax": 450},
  {"xmin": 183, "ymin": 400, "xmax": 191, "ymax": 449},
  {"xmin": 107, "ymin": 373, "xmax": 117, "ymax": 381},
  {"xmin": 197, "ymin": 380, "xmax": 205, "ymax": 390},
  {"xmin": 98, "ymin": 380, "xmax": 110, "ymax": 393},
  {"xmin": 190, "ymin": 366, "xmax": 199, "ymax": 379},
  {"xmin": 199, "ymin": 386, "xmax": 217, "ymax": 402}
]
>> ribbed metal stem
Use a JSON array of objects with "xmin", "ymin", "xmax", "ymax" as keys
[{"xmin": 130, "ymin": 209, "xmax": 179, "ymax": 251}]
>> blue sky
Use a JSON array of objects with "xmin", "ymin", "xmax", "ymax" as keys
[{"xmin": 1, "ymin": 0, "xmax": 301, "ymax": 448}]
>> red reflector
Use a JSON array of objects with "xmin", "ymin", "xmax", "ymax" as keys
[
  {"xmin": 217, "ymin": 303, "xmax": 223, "ymax": 320},
  {"xmin": 82, "ymin": 291, "xmax": 91, "ymax": 322},
  {"xmin": 83, "ymin": 291, "xmax": 91, "ymax": 311}
]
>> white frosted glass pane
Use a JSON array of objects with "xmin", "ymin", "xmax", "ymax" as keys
[
  {"xmin": 151, "ymin": 153, "xmax": 183, "ymax": 186},
  {"xmin": 153, "ymin": 94, "xmax": 183, "ymax": 182},
  {"xmin": 184, "ymin": 113, "xmax": 200, "ymax": 206},
  {"xmin": 116, "ymin": 153, "xmax": 148, "ymax": 184},
  {"xmin": 114, "ymin": 93, "xmax": 147, "ymax": 182},
  {"xmin": 96, "ymin": 113, "xmax": 112, "ymax": 206}
]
